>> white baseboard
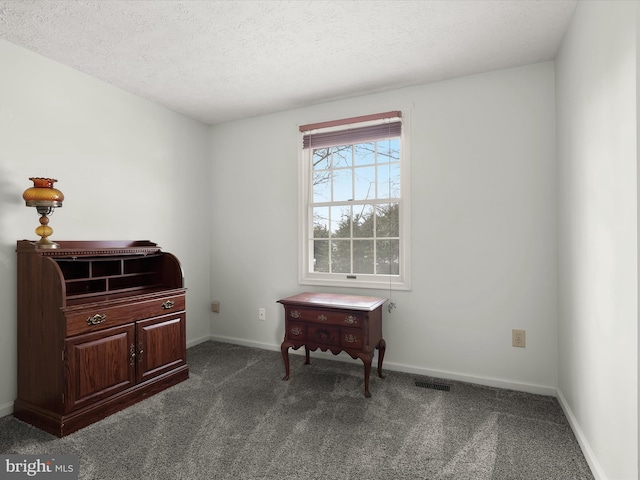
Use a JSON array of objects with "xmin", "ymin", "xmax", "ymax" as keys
[
  {"xmin": 556, "ymin": 389, "xmax": 605, "ymax": 480},
  {"xmin": 207, "ymin": 335, "xmax": 557, "ymax": 396},
  {"xmin": 382, "ymin": 361, "xmax": 557, "ymax": 397},
  {"xmin": 208, "ymin": 335, "xmax": 281, "ymax": 353},
  {"xmin": 0, "ymin": 401, "xmax": 13, "ymax": 418},
  {"xmin": 186, "ymin": 335, "xmax": 212, "ymax": 349}
]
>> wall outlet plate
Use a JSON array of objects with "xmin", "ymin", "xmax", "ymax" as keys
[{"xmin": 512, "ymin": 329, "xmax": 526, "ymax": 348}]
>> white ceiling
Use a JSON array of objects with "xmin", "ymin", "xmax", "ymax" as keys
[{"xmin": 0, "ymin": 0, "xmax": 577, "ymax": 125}]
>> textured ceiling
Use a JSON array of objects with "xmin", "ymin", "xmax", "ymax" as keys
[{"xmin": 0, "ymin": 0, "xmax": 577, "ymax": 125}]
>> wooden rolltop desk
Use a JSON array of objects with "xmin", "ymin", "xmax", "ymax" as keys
[{"xmin": 14, "ymin": 240, "xmax": 189, "ymax": 436}]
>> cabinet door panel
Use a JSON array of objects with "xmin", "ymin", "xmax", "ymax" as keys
[
  {"xmin": 137, "ymin": 313, "xmax": 186, "ymax": 383},
  {"xmin": 65, "ymin": 324, "xmax": 136, "ymax": 412}
]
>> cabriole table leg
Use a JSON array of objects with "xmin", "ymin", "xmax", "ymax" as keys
[
  {"xmin": 280, "ymin": 342, "xmax": 292, "ymax": 381},
  {"xmin": 377, "ymin": 338, "xmax": 387, "ymax": 379},
  {"xmin": 358, "ymin": 353, "xmax": 373, "ymax": 398}
]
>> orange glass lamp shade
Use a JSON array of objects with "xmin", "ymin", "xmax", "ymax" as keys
[{"xmin": 22, "ymin": 177, "xmax": 64, "ymax": 249}]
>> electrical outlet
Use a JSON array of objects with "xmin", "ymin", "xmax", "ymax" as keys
[
  {"xmin": 258, "ymin": 308, "xmax": 266, "ymax": 321},
  {"xmin": 211, "ymin": 301, "xmax": 220, "ymax": 313},
  {"xmin": 512, "ymin": 329, "xmax": 526, "ymax": 348}
]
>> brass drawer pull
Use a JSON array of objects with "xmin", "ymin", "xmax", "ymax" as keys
[
  {"xmin": 290, "ymin": 310, "xmax": 301, "ymax": 319},
  {"xmin": 129, "ymin": 344, "xmax": 136, "ymax": 366},
  {"xmin": 86, "ymin": 313, "xmax": 106, "ymax": 325},
  {"xmin": 345, "ymin": 334, "xmax": 358, "ymax": 343},
  {"xmin": 290, "ymin": 327, "xmax": 303, "ymax": 336},
  {"xmin": 161, "ymin": 300, "xmax": 175, "ymax": 309},
  {"xmin": 318, "ymin": 314, "xmax": 327, "ymax": 322},
  {"xmin": 344, "ymin": 315, "xmax": 356, "ymax": 325}
]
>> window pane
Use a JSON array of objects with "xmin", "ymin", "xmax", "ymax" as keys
[
  {"xmin": 331, "ymin": 206, "xmax": 350, "ymax": 238},
  {"xmin": 332, "ymin": 145, "xmax": 352, "ymax": 168},
  {"xmin": 313, "ymin": 240, "xmax": 330, "ymax": 272},
  {"xmin": 354, "ymin": 142, "xmax": 375, "ymax": 166},
  {"xmin": 377, "ymin": 162, "xmax": 400, "ymax": 199},
  {"xmin": 331, "ymin": 240, "xmax": 351, "ymax": 273},
  {"xmin": 353, "ymin": 204, "xmax": 374, "ymax": 238},
  {"xmin": 376, "ymin": 203, "xmax": 399, "ymax": 237},
  {"xmin": 376, "ymin": 239, "xmax": 399, "ymax": 274},
  {"xmin": 313, "ymin": 207, "xmax": 329, "ymax": 238},
  {"xmin": 353, "ymin": 166, "xmax": 375, "ymax": 201},
  {"xmin": 312, "ymin": 148, "xmax": 331, "ymax": 171},
  {"xmin": 378, "ymin": 138, "xmax": 400, "ymax": 164},
  {"xmin": 332, "ymin": 169, "xmax": 352, "ymax": 202},
  {"xmin": 353, "ymin": 240, "xmax": 374, "ymax": 274},
  {"xmin": 313, "ymin": 171, "xmax": 331, "ymax": 202}
]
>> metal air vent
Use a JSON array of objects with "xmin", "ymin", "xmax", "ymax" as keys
[{"xmin": 414, "ymin": 380, "xmax": 451, "ymax": 392}]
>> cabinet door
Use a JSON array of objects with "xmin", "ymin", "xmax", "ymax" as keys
[
  {"xmin": 136, "ymin": 313, "xmax": 186, "ymax": 384},
  {"xmin": 65, "ymin": 324, "xmax": 136, "ymax": 412}
]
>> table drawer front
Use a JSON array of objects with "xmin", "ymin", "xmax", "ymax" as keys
[
  {"xmin": 286, "ymin": 322, "xmax": 307, "ymax": 341},
  {"xmin": 65, "ymin": 294, "xmax": 186, "ymax": 337},
  {"xmin": 307, "ymin": 325, "xmax": 340, "ymax": 346},
  {"xmin": 341, "ymin": 328, "xmax": 364, "ymax": 349},
  {"xmin": 288, "ymin": 307, "xmax": 363, "ymax": 328}
]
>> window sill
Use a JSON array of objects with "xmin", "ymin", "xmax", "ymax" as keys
[{"xmin": 299, "ymin": 276, "xmax": 411, "ymax": 292}]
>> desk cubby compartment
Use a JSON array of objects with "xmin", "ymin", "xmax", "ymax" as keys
[
  {"xmin": 124, "ymin": 255, "xmax": 161, "ymax": 274},
  {"xmin": 56, "ymin": 260, "xmax": 90, "ymax": 280},
  {"xmin": 109, "ymin": 273, "xmax": 159, "ymax": 291},
  {"xmin": 65, "ymin": 278, "xmax": 106, "ymax": 297},
  {"xmin": 91, "ymin": 259, "xmax": 122, "ymax": 277}
]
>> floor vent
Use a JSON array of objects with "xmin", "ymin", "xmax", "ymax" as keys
[{"xmin": 414, "ymin": 380, "xmax": 451, "ymax": 392}]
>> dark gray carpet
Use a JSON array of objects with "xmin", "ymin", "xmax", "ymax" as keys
[{"xmin": 0, "ymin": 341, "xmax": 593, "ymax": 479}]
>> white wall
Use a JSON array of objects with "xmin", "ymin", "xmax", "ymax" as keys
[
  {"xmin": 0, "ymin": 39, "xmax": 212, "ymax": 417},
  {"xmin": 209, "ymin": 61, "xmax": 558, "ymax": 395},
  {"xmin": 555, "ymin": 2, "xmax": 638, "ymax": 479}
]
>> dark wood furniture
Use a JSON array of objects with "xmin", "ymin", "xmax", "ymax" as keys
[
  {"xmin": 278, "ymin": 292, "xmax": 387, "ymax": 398},
  {"xmin": 14, "ymin": 240, "xmax": 189, "ymax": 437}
]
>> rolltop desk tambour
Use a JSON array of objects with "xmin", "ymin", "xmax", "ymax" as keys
[
  {"xmin": 278, "ymin": 292, "xmax": 387, "ymax": 398},
  {"xmin": 14, "ymin": 240, "xmax": 189, "ymax": 436}
]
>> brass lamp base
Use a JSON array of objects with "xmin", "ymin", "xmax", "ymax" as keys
[
  {"xmin": 35, "ymin": 237, "xmax": 59, "ymax": 249},
  {"xmin": 34, "ymin": 212, "xmax": 58, "ymax": 249}
]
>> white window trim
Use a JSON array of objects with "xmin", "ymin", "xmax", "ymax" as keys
[{"xmin": 297, "ymin": 111, "xmax": 412, "ymax": 291}]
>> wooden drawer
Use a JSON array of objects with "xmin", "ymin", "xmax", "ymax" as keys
[
  {"xmin": 287, "ymin": 307, "xmax": 363, "ymax": 328},
  {"xmin": 307, "ymin": 325, "xmax": 340, "ymax": 346},
  {"xmin": 341, "ymin": 328, "xmax": 364, "ymax": 349},
  {"xmin": 65, "ymin": 293, "xmax": 185, "ymax": 337},
  {"xmin": 286, "ymin": 322, "xmax": 307, "ymax": 341}
]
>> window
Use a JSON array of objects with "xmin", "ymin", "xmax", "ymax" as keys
[{"xmin": 298, "ymin": 111, "xmax": 411, "ymax": 290}]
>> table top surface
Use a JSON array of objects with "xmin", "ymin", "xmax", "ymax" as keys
[{"xmin": 277, "ymin": 292, "xmax": 387, "ymax": 312}]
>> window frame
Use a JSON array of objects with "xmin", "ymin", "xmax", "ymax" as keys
[{"xmin": 297, "ymin": 111, "xmax": 411, "ymax": 291}]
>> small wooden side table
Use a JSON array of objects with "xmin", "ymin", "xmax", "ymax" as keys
[{"xmin": 277, "ymin": 292, "xmax": 387, "ymax": 398}]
